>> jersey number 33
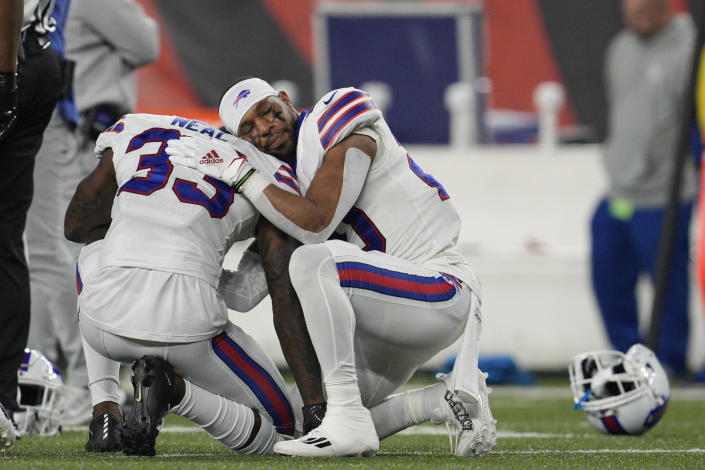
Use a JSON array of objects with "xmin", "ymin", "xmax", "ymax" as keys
[{"xmin": 118, "ymin": 128, "xmax": 237, "ymax": 218}]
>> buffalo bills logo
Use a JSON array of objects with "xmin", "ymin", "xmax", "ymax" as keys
[
  {"xmin": 233, "ymin": 89, "xmax": 251, "ymax": 108},
  {"xmin": 644, "ymin": 396, "xmax": 669, "ymax": 428}
]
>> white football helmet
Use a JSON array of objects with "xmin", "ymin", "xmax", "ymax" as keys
[
  {"xmin": 15, "ymin": 349, "xmax": 64, "ymax": 436},
  {"xmin": 569, "ymin": 343, "xmax": 669, "ymax": 435}
]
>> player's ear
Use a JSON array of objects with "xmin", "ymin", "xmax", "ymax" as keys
[{"xmin": 278, "ymin": 90, "xmax": 291, "ymax": 106}]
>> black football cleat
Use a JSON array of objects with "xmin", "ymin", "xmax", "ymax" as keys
[
  {"xmin": 85, "ymin": 413, "xmax": 123, "ymax": 452},
  {"xmin": 122, "ymin": 356, "xmax": 178, "ymax": 456}
]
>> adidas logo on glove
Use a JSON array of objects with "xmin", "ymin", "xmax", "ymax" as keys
[{"xmin": 199, "ymin": 150, "xmax": 224, "ymax": 165}]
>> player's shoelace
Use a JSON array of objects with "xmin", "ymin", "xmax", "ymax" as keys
[
  {"xmin": 440, "ymin": 372, "xmax": 496, "ymax": 457},
  {"xmin": 442, "ymin": 389, "xmax": 474, "ymax": 455}
]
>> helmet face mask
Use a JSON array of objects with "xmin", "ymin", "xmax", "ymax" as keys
[
  {"xmin": 569, "ymin": 344, "xmax": 669, "ymax": 435},
  {"xmin": 15, "ymin": 349, "xmax": 64, "ymax": 436}
]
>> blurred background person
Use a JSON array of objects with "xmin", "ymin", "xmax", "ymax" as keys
[
  {"xmin": 0, "ymin": 0, "xmax": 62, "ymax": 422},
  {"xmin": 24, "ymin": 0, "xmax": 158, "ymax": 425},
  {"xmin": 23, "ymin": 0, "xmax": 79, "ymax": 425},
  {"xmin": 590, "ymin": 0, "xmax": 697, "ymax": 378}
]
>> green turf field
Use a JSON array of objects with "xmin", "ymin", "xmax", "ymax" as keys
[{"xmin": 2, "ymin": 384, "xmax": 704, "ymax": 469}]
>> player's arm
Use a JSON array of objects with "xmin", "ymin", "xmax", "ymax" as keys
[
  {"xmin": 251, "ymin": 134, "xmax": 375, "ymax": 243},
  {"xmin": 167, "ymin": 132, "xmax": 376, "ymax": 243},
  {"xmin": 64, "ymin": 149, "xmax": 118, "ymax": 243},
  {"xmin": 255, "ymin": 218, "xmax": 324, "ymax": 408}
]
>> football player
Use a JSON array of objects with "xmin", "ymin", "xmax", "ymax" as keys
[
  {"xmin": 65, "ymin": 113, "xmax": 304, "ymax": 455},
  {"xmin": 166, "ymin": 78, "xmax": 496, "ymax": 457}
]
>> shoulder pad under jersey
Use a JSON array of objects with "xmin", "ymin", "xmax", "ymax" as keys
[
  {"xmin": 94, "ymin": 113, "xmax": 179, "ymax": 158},
  {"xmin": 311, "ymin": 88, "xmax": 382, "ymax": 151}
]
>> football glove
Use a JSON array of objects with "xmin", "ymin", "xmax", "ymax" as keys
[
  {"xmin": 0, "ymin": 71, "xmax": 18, "ymax": 141},
  {"xmin": 166, "ymin": 136, "xmax": 258, "ymax": 191}
]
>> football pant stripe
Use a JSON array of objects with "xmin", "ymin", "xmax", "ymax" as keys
[
  {"xmin": 336, "ymin": 262, "xmax": 459, "ymax": 302},
  {"xmin": 211, "ymin": 333, "xmax": 295, "ymax": 431}
]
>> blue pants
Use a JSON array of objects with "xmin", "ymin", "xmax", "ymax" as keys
[{"xmin": 590, "ymin": 199, "xmax": 691, "ymax": 375}]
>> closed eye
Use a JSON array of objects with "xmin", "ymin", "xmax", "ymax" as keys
[{"xmin": 239, "ymin": 122, "xmax": 253, "ymax": 137}]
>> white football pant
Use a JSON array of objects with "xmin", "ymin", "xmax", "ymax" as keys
[{"xmin": 288, "ymin": 240, "xmax": 474, "ymax": 407}]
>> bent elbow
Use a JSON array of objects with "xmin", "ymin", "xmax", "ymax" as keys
[
  {"xmin": 296, "ymin": 226, "xmax": 334, "ymax": 245},
  {"xmin": 143, "ymin": 38, "xmax": 160, "ymax": 64},
  {"xmin": 64, "ymin": 223, "xmax": 83, "ymax": 243},
  {"xmin": 136, "ymin": 21, "xmax": 161, "ymax": 65},
  {"xmin": 64, "ymin": 215, "xmax": 88, "ymax": 243},
  {"xmin": 298, "ymin": 213, "xmax": 336, "ymax": 243}
]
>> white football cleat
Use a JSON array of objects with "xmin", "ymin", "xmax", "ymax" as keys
[
  {"xmin": 435, "ymin": 371, "xmax": 497, "ymax": 456},
  {"xmin": 273, "ymin": 403, "xmax": 378, "ymax": 457},
  {"xmin": 0, "ymin": 404, "xmax": 16, "ymax": 450}
]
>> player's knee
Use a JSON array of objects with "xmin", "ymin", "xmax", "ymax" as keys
[{"xmin": 288, "ymin": 244, "xmax": 335, "ymax": 290}]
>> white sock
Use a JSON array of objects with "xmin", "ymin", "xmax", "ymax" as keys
[
  {"xmin": 81, "ymin": 334, "xmax": 121, "ymax": 406},
  {"xmin": 370, "ymin": 383, "xmax": 445, "ymax": 439},
  {"xmin": 171, "ymin": 381, "xmax": 280, "ymax": 454},
  {"xmin": 449, "ymin": 292, "xmax": 482, "ymax": 403},
  {"xmin": 325, "ymin": 381, "xmax": 365, "ymax": 409}
]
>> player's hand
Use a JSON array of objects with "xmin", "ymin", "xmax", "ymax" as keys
[
  {"xmin": 0, "ymin": 72, "xmax": 18, "ymax": 141},
  {"xmin": 166, "ymin": 136, "xmax": 257, "ymax": 188}
]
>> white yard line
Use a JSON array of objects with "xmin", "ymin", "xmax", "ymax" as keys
[
  {"xmin": 64, "ymin": 424, "xmax": 578, "ymax": 437},
  {"xmin": 54, "ymin": 424, "xmax": 705, "ymax": 458},
  {"xmin": 63, "ymin": 423, "xmax": 693, "ymax": 443},
  {"xmin": 380, "ymin": 448, "xmax": 705, "ymax": 456},
  {"xmin": 490, "ymin": 386, "xmax": 705, "ymax": 400},
  {"xmin": 494, "ymin": 449, "xmax": 705, "ymax": 455},
  {"xmin": 398, "ymin": 426, "xmax": 580, "ymax": 438}
]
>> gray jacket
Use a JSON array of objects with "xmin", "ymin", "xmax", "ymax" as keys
[
  {"xmin": 65, "ymin": 0, "xmax": 159, "ymax": 114},
  {"xmin": 603, "ymin": 14, "xmax": 697, "ymax": 207}
]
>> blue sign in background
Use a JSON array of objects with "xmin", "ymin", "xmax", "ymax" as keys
[{"xmin": 326, "ymin": 16, "xmax": 459, "ymax": 144}]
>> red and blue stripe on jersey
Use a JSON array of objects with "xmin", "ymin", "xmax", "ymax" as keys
[
  {"xmin": 211, "ymin": 332, "xmax": 295, "ymax": 432},
  {"xmin": 336, "ymin": 262, "xmax": 460, "ymax": 302},
  {"xmin": 317, "ymin": 90, "xmax": 377, "ymax": 150},
  {"xmin": 75, "ymin": 264, "xmax": 83, "ymax": 295},
  {"xmin": 105, "ymin": 120, "xmax": 125, "ymax": 133},
  {"xmin": 275, "ymin": 165, "xmax": 301, "ymax": 195}
]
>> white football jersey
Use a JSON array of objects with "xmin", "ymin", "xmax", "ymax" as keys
[
  {"xmin": 295, "ymin": 89, "xmax": 478, "ymax": 291},
  {"xmin": 94, "ymin": 113, "xmax": 293, "ymax": 287}
]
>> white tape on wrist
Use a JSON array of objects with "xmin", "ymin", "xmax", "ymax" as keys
[{"xmin": 239, "ymin": 170, "xmax": 269, "ymax": 198}]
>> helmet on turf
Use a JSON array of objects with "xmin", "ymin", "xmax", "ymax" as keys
[
  {"xmin": 15, "ymin": 349, "xmax": 64, "ymax": 436},
  {"xmin": 568, "ymin": 343, "xmax": 669, "ymax": 435}
]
